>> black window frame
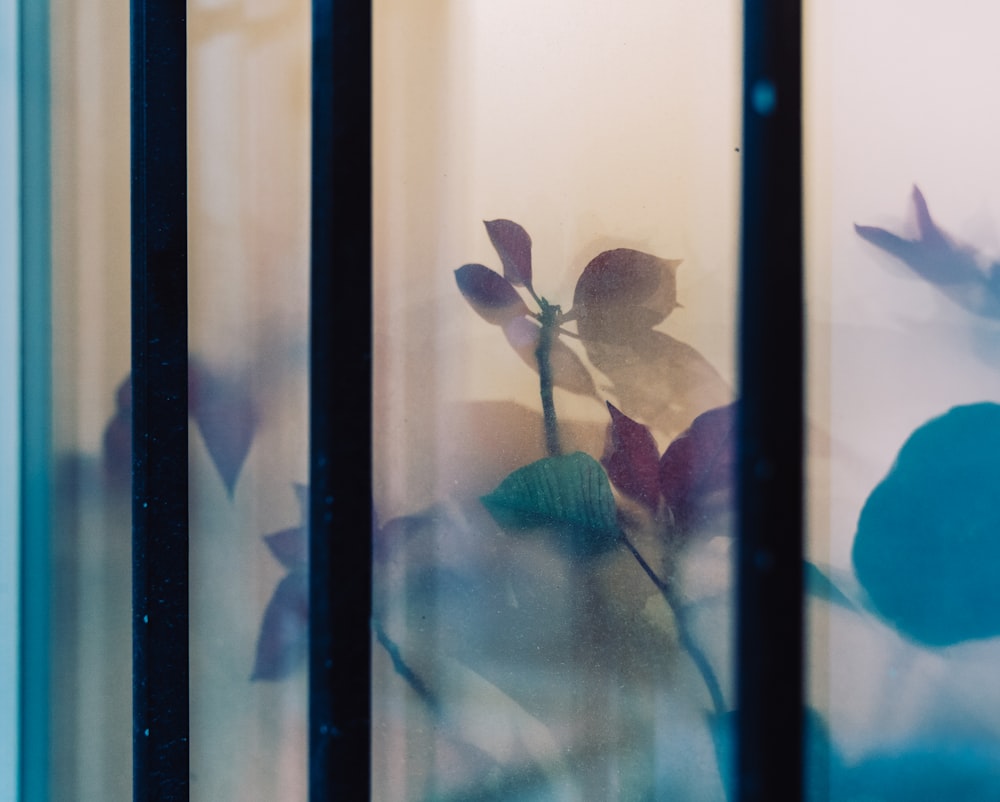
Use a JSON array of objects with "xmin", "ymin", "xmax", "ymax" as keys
[{"xmin": 124, "ymin": 0, "xmax": 804, "ymax": 799}]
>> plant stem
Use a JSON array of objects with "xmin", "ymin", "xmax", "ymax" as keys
[
  {"xmin": 620, "ymin": 533, "xmax": 726, "ymax": 717},
  {"xmin": 374, "ymin": 618, "xmax": 440, "ymax": 714},
  {"xmin": 536, "ymin": 299, "xmax": 562, "ymax": 456}
]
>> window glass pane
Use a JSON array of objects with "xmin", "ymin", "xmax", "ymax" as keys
[
  {"xmin": 188, "ymin": 0, "xmax": 311, "ymax": 798},
  {"xmin": 49, "ymin": 0, "xmax": 131, "ymax": 796},
  {"xmin": 806, "ymin": 2, "xmax": 1000, "ymax": 798},
  {"xmin": 373, "ymin": 3, "xmax": 742, "ymax": 798}
]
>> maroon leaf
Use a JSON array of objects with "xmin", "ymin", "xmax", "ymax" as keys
[
  {"xmin": 601, "ymin": 403, "xmax": 661, "ymax": 511},
  {"xmin": 251, "ymin": 569, "xmax": 308, "ymax": 681},
  {"xmin": 189, "ymin": 360, "xmax": 258, "ymax": 497},
  {"xmin": 455, "ymin": 263, "xmax": 531, "ymax": 325},
  {"xmin": 484, "ymin": 219, "xmax": 533, "ymax": 288},
  {"xmin": 264, "ymin": 526, "xmax": 307, "ymax": 570},
  {"xmin": 659, "ymin": 402, "xmax": 737, "ymax": 529},
  {"xmin": 503, "ymin": 316, "xmax": 598, "ymax": 397},
  {"xmin": 572, "ymin": 249, "xmax": 681, "ymax": 343}
]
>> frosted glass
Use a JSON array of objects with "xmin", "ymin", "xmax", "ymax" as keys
[
  {"xmin": 373, "ymin": 2, "xmax": 742, "ymax": 798},
  {"xmin": 806, "ymin": 2, "xmax": 1000, "ymax": 798},
  {"xmin": 188, "ymin": 0, "xmax": 311, "ymax": 799}
]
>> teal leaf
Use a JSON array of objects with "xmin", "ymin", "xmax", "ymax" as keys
[
  {"xmin": 853, "ymin": 402, "xmax": 1000, "ymax": 646},
  {"xmin": 481, "ymin": 452, "xmax": 620, "ymax": 556}
]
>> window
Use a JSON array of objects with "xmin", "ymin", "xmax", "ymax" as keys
[{"xmin": 13, "ymin": 1, "xmax": 1000, "ymax": 800}]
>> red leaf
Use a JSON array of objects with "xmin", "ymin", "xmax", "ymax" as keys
[
  {"xmin": 264, "ymin": 526, "xmax": 307, "ymax": 570},
  {"xmin": 189, "ymin": 360, "xmax": 258, "ymax": 497},
  {"xmin": 601, "ymin": 403, "xmax": 661, "ymax": 511},
  {"xmin": 455, "ymin": 263, "xmax": 531, "ymax": 325},
  {"xmin": 572, "ymin": 249, "xmax": 681, "ymax": 343},
  {"xmin": 251, "ymin": 569, "xmax": 308, "ymax": 681},
  {"xmin": 658, "ymin": 402, "xmax": 737, "ymax": 529},
  {"xmin": 484, "ymin": 219, "xmax": 533, "ymax": 287},
  {"xmin": 503, "ymin": 317, "xmax": 597, "ymax": 397}
]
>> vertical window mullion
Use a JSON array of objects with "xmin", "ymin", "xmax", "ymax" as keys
[
  {"xmin": 737, "ymin": 1, "xmax": 805, "ymax": 800},
  {"xmin": 309, "ymin": 0, "xmax": 372, "ymax": 798},
  {"xmin": 130, "ymin": 0, "xmax": 189, "ymax": 799}
]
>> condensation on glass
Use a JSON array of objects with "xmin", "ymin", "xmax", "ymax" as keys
[
  {"xmin": 805, "ymin": 2, "xmax": 1000, "ymax": 800},
  {"xmin": 373, "ymin": 3, "xmax": 742, "ymax": 798}
]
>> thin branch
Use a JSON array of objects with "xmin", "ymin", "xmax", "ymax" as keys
[
  {"xmin": 620, "ymin": 533, "xmax": 726, "ymax": 717},
  {"xmin": 554, "ymin": 326, "xmax": 583, "ymax": 341},
  {"xmin": 526, "ymin": 282, "xmax": 545, "ymax": 310},
  {"xmin": 373, "ymin": 618, "xmax": 440, "ymax": 714},
  {"xmin": 536, "ymin": 300, "xmax": 561, "ymax": 456}
]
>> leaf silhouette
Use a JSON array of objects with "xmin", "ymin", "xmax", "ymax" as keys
[
  {"xmin": 481, "ymin": 452, "xmax": 620, "ymax": 556},
  {"xmin": 189, "ymin": 359, "xmax": 258, "ymax": 496},
  {"xmin": 103, "ymin": 363, "xmax": 259, "ymax": 496},
  {"xmin": 569, "ymin": 247, "xmax": 730, "ymax": 436},
  {"xmin": 843, "ymin": 742, "xmax": 1000, "ymax": 801},
  {"xmin": 584, "ymin": 330, "xmax": 732, "ymax": 440},
  {"xmin": 455, "ymin": 263, "xmax": 531, "ymax": 325},
  {"xmin": 855, "ymin": 186, "xmax": 1000, "ymax": 318},
  {"xmin": 102, "ymin": 375, "xmax": 133, "ymax": 488},
  {"xmin": 502, "ymin": 317, "xmax": 598, "ymax": 397},
  {"xmin": 658, "ymin": 402, "xmax": 737, "ymax": 530},
  {"xmin": 572, "ymin": 248, "xmax": 681, "ymax": 344},
  {"xmin": 264, "ymin": 526, "xmax": 307, "ymax": 570},
  {"xmin": 485, "ymin": 219, "xmax": 533, "ymax": 288},
  {"xmin": 293, "ymin": 482, "xmax": 309, "ymax": 520},
  {"xmin": 601, "ymin": 403, "xmax": 661, "ymax": 511},
  {"xmin": 853, "ymin": 402, "xmax": 1000, "ymax": 646},
  {"xmin": 804, "ymin": 561, "xmax": 858, "ymax": 613},
  {"xmin": 251, "ymin": 569, "xmax": 308, "ymax": 681}
]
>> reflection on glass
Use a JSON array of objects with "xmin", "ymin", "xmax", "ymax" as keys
[
  {"xmin": 373, "ymin": 2, "xmax": 741, "ymax": 798},
  {"xmin": 806, "ymin": 2, "xmax": 1000, "ymax": 799}
]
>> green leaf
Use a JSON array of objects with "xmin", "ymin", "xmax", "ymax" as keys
[{"xmin": 481, "ymin": 452, "xmax": 620, "ymax": 557}]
